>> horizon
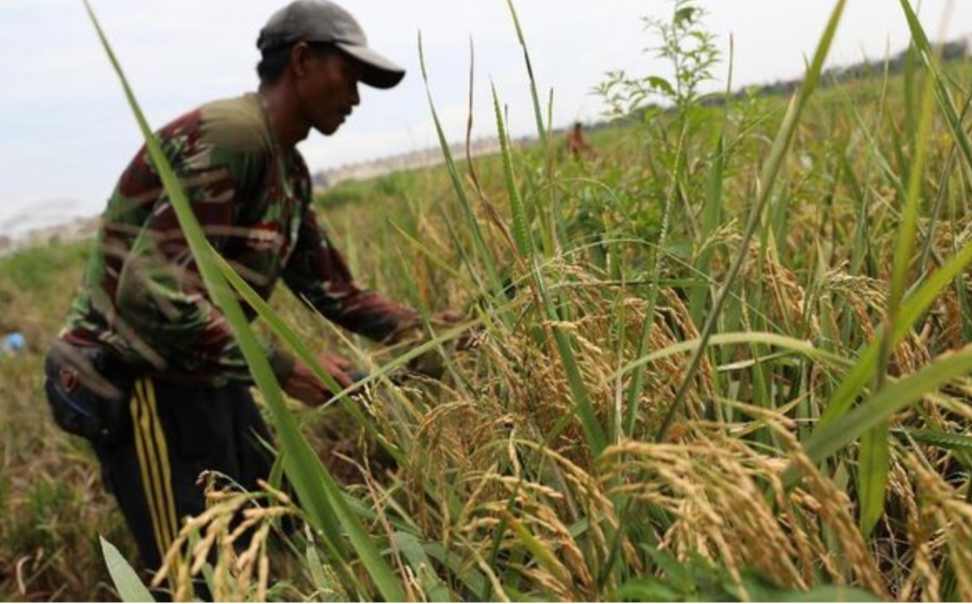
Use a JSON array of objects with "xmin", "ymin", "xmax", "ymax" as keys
[{"xmin": 2, "ymin": 0, "xmax": 969, "ymax": 236}]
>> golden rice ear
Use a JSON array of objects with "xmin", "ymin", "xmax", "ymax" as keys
[{"xmin": 148, "ymin": 481, "xmax": 302, "ymax": 602}]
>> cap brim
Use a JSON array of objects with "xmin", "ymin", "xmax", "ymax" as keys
[{"xmin": 336, "ymin": 42, "xmax": 405, "ymax": 89}]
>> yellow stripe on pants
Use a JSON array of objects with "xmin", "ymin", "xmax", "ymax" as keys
[
  {"xmin": 142, "ymin": 378, "xmax": 180, "ymax": 545},
  {"xmin": 131, "ymin": 379, "xmax": 170, "ymax": 563}
]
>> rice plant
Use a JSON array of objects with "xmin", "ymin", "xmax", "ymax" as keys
[{"xmin": 4, "ymin": 0, "xmax": 972, "ymax": 600}]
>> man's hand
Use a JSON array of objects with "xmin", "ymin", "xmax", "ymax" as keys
[
  {"xmin": 433, "ymin": 309, "xmax": 480, "ymax": 351},
  {"xmin": 282, "ymin": 353, "xmax": 357, "ymax": 407},
  {"xmin": 401, "ymin": 310, "xmax": 470, "ymax": 379},
  {"xmin": 431, "ymin": 310, "xmax": 464, "ymax": 326},
  {"xmin": 386, "ymin": 309, "xmax": 465, "ymax": 344}
]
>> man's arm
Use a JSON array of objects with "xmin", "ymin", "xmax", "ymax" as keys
[{"xmin": 282, "ymin": 204, "xmax": 419, "ymax": 343}]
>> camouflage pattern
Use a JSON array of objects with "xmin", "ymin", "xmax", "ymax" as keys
[{"xmin": 61, "ymin": 93, "xmax": 417, "ymax": 385}]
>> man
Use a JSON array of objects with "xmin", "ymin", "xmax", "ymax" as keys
[
  {"xmin": 566, "ymin": 121, "xmax": 596, "ymax": 160},
  {"xmin": 44, "ymin": 0, "xmax": 430, "ymax": 576}
]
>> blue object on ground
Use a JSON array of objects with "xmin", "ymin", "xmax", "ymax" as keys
[{"xmin": 2, "ymin": 332, "xmax": 25, "ymax": 354}]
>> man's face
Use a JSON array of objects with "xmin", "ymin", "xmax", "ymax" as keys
[{"xmin": 294, "ymin": 45, "xmax": 362, "ymax": 136}]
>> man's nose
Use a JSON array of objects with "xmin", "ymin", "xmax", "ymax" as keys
[{"xmin": 350, "ymin": 83, "xmax": 360, "ymax": 107}]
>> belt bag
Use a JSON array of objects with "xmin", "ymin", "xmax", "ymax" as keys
[{"xmin": 44, "ymin": 341, "xmax": 132, "ymax": 446}]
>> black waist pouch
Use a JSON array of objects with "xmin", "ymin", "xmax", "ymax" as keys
[{"xmin": 44, "ymin": 341, "xmax": 133, "ymax": 446}]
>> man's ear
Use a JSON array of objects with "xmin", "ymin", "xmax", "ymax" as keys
[{"xmin": 290, "ymin": 41, "xmax": 312, "ymax": 79}]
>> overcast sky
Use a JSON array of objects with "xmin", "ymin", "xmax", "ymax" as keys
[{"xmin": 1, "ymin": 0, "xmax": 969, "ymax": 232}]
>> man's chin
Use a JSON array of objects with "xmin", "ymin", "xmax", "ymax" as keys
[{"xmin": 314, "ymin": 121, "xmax": 342, "ymax": 136}]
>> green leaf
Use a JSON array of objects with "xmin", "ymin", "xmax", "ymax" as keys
[
  {"xmin": 491, "ymin": 82, "xmax": 534, "ymax": 258},
  {"xmin": 787, "ymin": 346, "xmax": 972, "ymax": 484},
  {"xmin": 689, "ymin": 133, "xmax": 725, "ymax": 325},
  {"xmin": 816, "ymin": 237, "xmax": 972, "ymax": 432},
  {"xmin": 775, "ymin": 585, "xmax": 880, "ymax": 602},
  {"xmin": 211, "ymin": 254, "xmax": 392, "ymax": 455},
  {"xmin": 647, "ymin": 75, "xmax": 676, "ymax": 98},
  {"xmin": 100, "ymin": 536, "xmax": 155, "ymax": 602},
  {"xmin": 857, "ymin": 0, "xmax": 941, "ymax": 535},
  {"xmin": 617, "ymin": 576, "xmax": 680, "ymax": 602},
  {"xmin": 639, "ymin": 544, "xmax": 694, "ymax": 593},
  {"xmin": 504, "ymin": 0, "xmax": 547, "ymax": 148},
  {"xmin": 507, "ymin": 514, "xmax": 572, "ymax": 590},
  {"xmin": 731, "ymin": 571, "xmax": 880, "ymax": 602},
  {"xmin": 394, "ymin": 531, "xmax": 452, "ymax": 602},
  {"xmin": 615, "ymin": 331, "xmax": 850, "ymax": 381},
  {"xmin": 532, "ymin": 256, "xmax": 609, "ymax": 456},
  {"xmin": 674, "ymin": 6, "xmax": 697, "ymax": 27},
  {"xmin": 894, "ymin": 428, "xmax": 972, "ymax": 453},
  {"xmin": 624, "ymin": 126, "xmax": 686, "ymax": 438},
  {"xmin": 898, "ymin": 0, "xmax": 972, "ymax": 176},
  {"xmin": 423, "ymin": 543, "xmax": 488, "ymax": 598},
  {"xmin": 857, "ymin": 422, "xmax": 890, "ymax": 537},
  {"xmin": 417, "ymin": 32, "xmax": 504, "ymax": 309},
  {"xmin": 305, "ymin": 544, "xmax": 330, "ymax": 595},
  {"xmin": 505, "ymin": 0, "xmax": 561, "ymax": 259}
]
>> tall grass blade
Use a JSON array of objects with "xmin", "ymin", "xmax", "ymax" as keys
[
  {"xmin": 786, "ymin": 345, "xmax": 972, "ymax": 485},
  {"xmin": 615, "ymin": 331, "xmax": 850, "ymax": 381},
  {"xmin": 212, "ymin": 254, "xmax": 398, "ymax": 459},
  {"xmin": 504, "ymin": 0, "xmax": 560, "ymax": 258},
  {"xmin": 417, "ymin": 32, "xmax": 503, "ymax": 304},
  {"xmin": 858, "ymin": 0, "xmax": 940, "ymax": 537},
  {"xmin": 894, "ymin": 429, "xmax": 972, "ymax": 453},
  {"xmin": 100, "ymin": 536, "xmax": 155, "ymax": 602},
  {"xmin": 474, "ymin": 9, "xmax": 607, "ymax": 456},
  {"xmin": 814, "ymin": 27, "xmax": 972, "ymax": 443},
  {"xmin": 857, "ymin": 424, "xmax": 890, "ymax": 535},
  {"xmin": 81, "ymin": 0, "xmax": 342, "ymax": 550},
  {"xmin": 816, "ymin": 233, "xmax": 972, "ymax": 430},
  {"xmin": 898, "ymin": 0, "xmax": 972, "ymax": 174},
  {"xmin": 625, "ymin": 127, "xmax": 686, "ymax": 437},
  {"xmin": 503, "ymin": 0, "xmax": 547, "ymax": 148},
  {"xmin": 532, "ymin": 257, "xmax": 608, "ymax": 456},
  {"xmin": 394, "ymin": 531, "xmax": 452, "ymax": 602},
  {"xmin": 655, "ymin": 0, "xmax": 847, "ymax": 441},
  {"xmin": 491, "ymin": 82, "xmax": 535, "ymax": 257},
  {"xmin": 506, "ymin": 514, "xmax": 571, "ymax": 592},
  {"xmin": 689, "ymin": 133, "xmax": 725, "ymax": 325}
]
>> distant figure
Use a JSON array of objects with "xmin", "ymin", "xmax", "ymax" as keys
[{"xmin": 566, "ymin": 121, "xmax": 596, "ymax": 160}]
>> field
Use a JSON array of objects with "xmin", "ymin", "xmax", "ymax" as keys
[{"xmin": 4, "ymin": 1, "xmax": 972, "ymax": 601}]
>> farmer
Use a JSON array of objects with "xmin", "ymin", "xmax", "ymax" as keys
[
  {"xmin": 566, "ymin": 121, "xmax": 596, "ymax": 160},
  {"xmin": 44, "ymin": 0, "xmax": 444, "ymax": 578}
]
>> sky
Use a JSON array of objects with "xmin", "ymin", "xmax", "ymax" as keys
[{"xmin": 1, "ymin": 0, "xmax": 970, "ymax": 235}]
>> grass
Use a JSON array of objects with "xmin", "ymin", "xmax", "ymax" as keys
[
  {"xmin": 0, "ymin": 241, "xmax": 135, "ymax": 601},
  {"xmin": 3, "ymin": 0, "xmax": 972, "ymax": 600}
]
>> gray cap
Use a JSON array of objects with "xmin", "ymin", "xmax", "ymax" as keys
[{"xmin": 257, "ymin": 0, "xmax": 405, "ymax": 89}]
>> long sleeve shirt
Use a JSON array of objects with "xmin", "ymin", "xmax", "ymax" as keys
[{"xmin": 61, "ymin": 93, "xmax": 417, "ymax": 386}]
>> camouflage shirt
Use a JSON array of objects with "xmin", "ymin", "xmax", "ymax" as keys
[{"xmin": 61, "ymin": 93, "xmax": 417, "ymax": 385}]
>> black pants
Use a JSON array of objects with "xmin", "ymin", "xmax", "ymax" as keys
[
  {"xmin": 98, "ymin": 377, "xmax": 276, "ymax": 573},
  {"xmin": 44, "ymin": 349, "xmax": 276, "ymax": 575}
]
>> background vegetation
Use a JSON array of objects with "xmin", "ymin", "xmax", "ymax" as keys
[{"xmin": 3, "ymin": 0, "xmax": 972, "ymax": 600}]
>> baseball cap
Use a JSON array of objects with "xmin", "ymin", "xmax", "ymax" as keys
[{"xmin": 256, "ymin": 0, "xmax": 405, "ymax": 89}]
